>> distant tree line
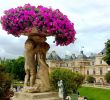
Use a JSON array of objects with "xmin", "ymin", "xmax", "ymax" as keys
[{"xmin": 0, "ymin": 56, "xmax": 25, "ymax": 81}]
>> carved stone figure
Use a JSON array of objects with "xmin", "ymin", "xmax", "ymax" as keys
[
  {"xmin": 36, "ymin": 42, "xmax": 51, "ymax": 92},
  {"xmin": 24, "ymin": 39, "xmax": 37, "ymax": 87},
  {"xmin": 23, "ymin": 35, "xmax": 51, "ymax": 92},
  {"xmin": 58, "ymin": 80, "xmax": 64, "ymax": 99}
]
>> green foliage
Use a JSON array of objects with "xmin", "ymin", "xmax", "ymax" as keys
[
  {"xmin": 104, "ymin": 71, "xmax": 110, "ymax": 83},
  {"xmin": 86, "ymin": 75, "xmax": 95, "ymax": 83},
  {"xmin": 103, "ymin": 40, "xmax": 110, "ymax": 65},
  {"xmin": 0, "ymin": 64, "xmax": 12, "ymax": 98},
  {"xmin": 14, "ymin": 56, "xmax": 25, "ymax": 80},
  {"xmin": 1, "ymin": 56, "xmax": 25, "ymax": 80},
  {"xmin": 50, "ymin": 68, "xmax": 84, "ymax": 95}
]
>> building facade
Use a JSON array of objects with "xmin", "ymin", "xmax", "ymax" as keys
[{"xmin": 47, "ymin": 50, "xmax": 110, "ymax": 83}]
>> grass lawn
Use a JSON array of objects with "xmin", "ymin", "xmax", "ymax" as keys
[{"xmin": 78, "ymin": 86, "xmax": 110, "ymax": 100}]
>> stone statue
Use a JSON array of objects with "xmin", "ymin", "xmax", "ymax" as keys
[
  {"xmin": 23, "ymin": 35, "xmax": 51, "ymax": 92},
  {"xmin": 24, "ymin": 39, "xmax": 37, "ymax": 87},
  {"xmin": 58, "ymin": 80, "xmax": 64, "ymax": 99},
  {"xmin": 36, "ymin": 42, "xmax": 51, "ymax": 92}
]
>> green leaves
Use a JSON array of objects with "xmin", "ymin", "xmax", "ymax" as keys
[
  {"xmin": 50, "ymin": 68, "xmax": 84, "ymax": 95},
  {"xmin": 103, "ymin": 40, "xmax": 110, "ymax": 65},
  {"xmin": 104, "ymin": 71, "xmax": 110, "ymax": 83},
  {"xmin": 86, "ymin": 75, "xmax": 95, "ymax": 83}
]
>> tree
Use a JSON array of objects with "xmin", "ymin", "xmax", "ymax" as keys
[
  {"xmin": 104, "ymin": 71, "xmax": 110, "ymax": 83},
  {"xmin": 15, "ymin": 56, "xmax": 25, "ymax": 80},
  {"xmin": 103, "ymin": 40, "xmax": 110, "ymax": 65},
  {"xmin": 50, "ymin": 68, "xmax": 84, "ymax": 95},
  {"xmin": 4, "ymin": 59, "xmax": 16, "ymax": 78},
  {"xmin": 1, "ymin": 57, "xmax": 25, "ymax": 81},
  {"xmin": 86, "ymin": 75, "xmax": 95, "ymax": 83}
]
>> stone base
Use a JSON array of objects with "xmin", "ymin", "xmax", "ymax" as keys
[{"xmin": 11, "ymin": 92, "xmax": 62, "ymax": 100}]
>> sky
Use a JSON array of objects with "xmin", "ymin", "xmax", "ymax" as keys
[{"xmin": 0, "ymin": 0, "xmax": 110, "ymax": 58}]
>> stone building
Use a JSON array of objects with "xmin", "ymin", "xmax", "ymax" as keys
[{"xmin": 47, "ymin": 50, "xmax": 110, "ymax": 83}]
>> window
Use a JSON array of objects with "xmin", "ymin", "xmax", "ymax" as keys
[
  {"xmin": 87, "ymin": 70, "xmax": 89, "ymax": 75},
  {"xmin": 100, "ymin": 68, "xmax": 103, "ymax": 75},
  {"xmin": 100, "ymin": 60, "xmax": 102, "ymax": 64},
  {"xmin": 93, "ymin": 70, "xmax": 95, "ymax": 75},
  {"xmin": 66, "ymin": 63, "xmax": 68, "ymax": 67},
  {"xmin": 92, "ymin": 62, "xmax": 94, "ymax": 65}
]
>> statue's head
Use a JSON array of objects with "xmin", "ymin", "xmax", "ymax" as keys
[
  {"xmin": 38, "ymin": 42, "xmax": 50, "ymax": 53},
  {"xmin": 25, "ymin": 39, "xmax": 36, "ymax": 50}
]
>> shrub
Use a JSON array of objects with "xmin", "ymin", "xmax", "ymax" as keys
[
  {"xmin": 86, "ymin": 75, "xmax": 95, "ymax": 83},
  {"xmin": 50, "ymin": 68, "xmax": 84, "ymax": 95},
  {"xmin": 104, "ymin": 71, "xmax": 110, "ymax": 83},
  {"xmin": 0, "ymin": 65, "xmax": 13, "ymax": 99}
]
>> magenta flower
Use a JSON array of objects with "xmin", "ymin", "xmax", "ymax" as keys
[{"xmin": 0, "ymin": 4, "xmax": 76, "ymax": 46}]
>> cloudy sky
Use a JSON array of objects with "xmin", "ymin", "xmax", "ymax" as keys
[{"xmin": 0, "ymin": 0, "xmax": 110, "ymax": 58}]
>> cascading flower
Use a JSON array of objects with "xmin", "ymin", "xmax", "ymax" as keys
[{"xmin": 0, "ymin": 4, "xmax": 76, "ymax": 46}]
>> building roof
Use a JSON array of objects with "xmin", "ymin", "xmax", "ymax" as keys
[
  {"xmin": 71, "ymin": 54, "xmax": 76, "ymax": 60},
  {"xmin": 64, "ymin": 55, "xmax": 72, "ymax": 60},
  {"xmin": 47, "ymin": 51, "xmax": 62, "ymax": 60},
  {"xmin": 77, "ymin": 51, "xmax": 87, "ymax": 60},
  {"xmin": 100, "ymin": 48, "xmax": 106, "ymax": 54},
  {"xmin": 89, "ymin": 53, "xmax": 96, "ymax": 59}
]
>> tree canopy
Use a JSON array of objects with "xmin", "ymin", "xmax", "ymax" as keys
[
  {"xmin": 104, "ymin": 71, "xmax": 110, "ymax": 83},
  {"xmin": 103, "ymin": 40, "xmax": 110, "ymax": 65},
  {"xmin": 0, "ymin": 56, "xmax": 25, "ymax": 81}
]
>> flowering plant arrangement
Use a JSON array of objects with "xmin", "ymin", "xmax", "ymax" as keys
[{"xmin": 0, "ymin": 4, "xmax": 76, "ymax": 46}]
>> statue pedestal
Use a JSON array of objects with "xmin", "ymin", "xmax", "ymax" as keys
[{"xmin": 11, "ymin": 92, "xmax": 62, "ymax": 100}]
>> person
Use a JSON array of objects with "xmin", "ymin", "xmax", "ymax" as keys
[{"xmin": 24, "ymin": 39, "xmax": 37, "ymax": 87}]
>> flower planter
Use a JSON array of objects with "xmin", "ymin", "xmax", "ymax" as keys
[
  {"xmin": 21, "ymin": 27, "xmax": 50, "ymax": 37},
  {"xmin": 0, "ymin": 4, "xmax": 76, "ymax": 46}
]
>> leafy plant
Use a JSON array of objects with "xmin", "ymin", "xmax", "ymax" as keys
[
  {"xmin": 104, "ymin": 71, "xmax": 110, "ymax": 83},
  {"xmin": 50, "ymin": 68, "xmax": 84, "ymax": 95},
  {"xmin": 86, "ymin": 75, "xmax": 95, "ymax": 83},
  {"xmin": 0, "ymin": 64, "xmax": 12, "ymax": 99},
  {"xmin": 2, "ymin": 57, "xmax": 25, "ymax": 81}
]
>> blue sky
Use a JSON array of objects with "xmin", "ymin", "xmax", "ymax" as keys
[{"xmin": 0, "ymin": 0, "xmax": 110, "ymax": 58}]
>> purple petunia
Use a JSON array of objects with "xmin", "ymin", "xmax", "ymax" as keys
[{"xmin": 0, "ymin": 4, "xmax": 76, "ymax": 46}]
